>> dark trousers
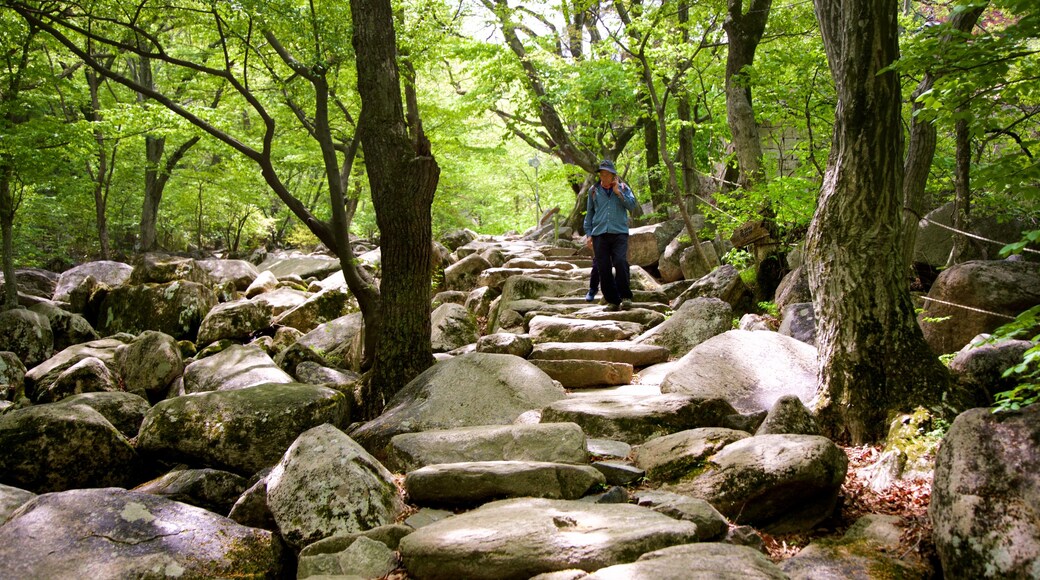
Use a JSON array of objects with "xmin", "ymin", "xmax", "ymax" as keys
[
  {"xmin": 593, "ymin": 233, "xmax": 631, "ymax": 305},
  {"xmin": 589, "ymin": 250, "xmax": 600, "ymax": 295}
]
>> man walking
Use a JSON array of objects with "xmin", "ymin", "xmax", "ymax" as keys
[{"xmin": 584, "ymin": 160, "xmax": 637, "ymax": 311}]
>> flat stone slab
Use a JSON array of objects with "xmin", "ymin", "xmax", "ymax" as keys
[
  {"xmin": 386, "ymin": 423, "xmax": 588, "ymax": 473},
  {"xmin": 529, "ymin": 359, "xmax": 633, "ymax": 388},
  {"xmin": 528, "ymin": 316, "xmax": 644, "ymax": 343},
  {"xmin": 529, "ymin": 342, "xmax": 670, "ymax": 367},
  {"xmin": 399, "ymin": 498, "xmax": 702, "ymax": 580},
  {"xmin": 633, "ymin": 427, "xmax": 752, "ymax": 482},
  {"xmin": 583, "ymin": 543, "xmax": 787, "ymax": 579},
  {"xmin": 540, "ymin": 394, "xmax": 738, "ymax": 445},
  {"xmin": 404, "ymin": 461, "xmax": 606, "ymax": 505}
]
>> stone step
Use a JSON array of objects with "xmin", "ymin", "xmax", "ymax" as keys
[
  {"xmin": 529, "ymin": 341, "xmax": 670, "ymax": 367},
  {"xmin": 528, "ymin": 315, "xmax": 643, "ymax": 343},
  {"xmin": 403, "ymin": 461, "xmax": 606, "ymax": 506},
  {"xmin": 528, "ymin": 359, "xmax": 633, "ymax": 389}
]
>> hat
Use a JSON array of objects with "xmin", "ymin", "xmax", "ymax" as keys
[{"xmin": 596, "ymin": 160, "xmax": 617, "ymax": 175}]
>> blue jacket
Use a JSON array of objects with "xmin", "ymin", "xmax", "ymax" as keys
[{"xmin": 584, "ymin": 181, "xmax": 637, "ymax": 236}]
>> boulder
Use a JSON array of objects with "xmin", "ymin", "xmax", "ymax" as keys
[
  {"xmin": 660, "ymin": 330, "xmax": 819, "ymax": 414},
  {"xmin": 271, "ymin": 287, "xmax": 353, "ymax": 333},
  {"xmin": 0, "ymin": 308, "xmax": 53, "ymax": 369},
  {"xmin": 227, "ymin": 471, "xmax": 276, "ymax": 531},
  {"xmin": 52, "ymin": 260, "xmax": 133, "ymax": 304},
  {"xmin": 257, "ymin": 252, "xmax": 341, "ymax": 279},
  {"xmin": 266, "ymin": 424, "xmax": 405, "ymax": 549},
  {"xmin": 250, "ymin": 285, "xmax": 309, "ymax": 315},
  {"xmin": 294, "ymin": 361, "xmax": 361, "ymax": 390},
  {"xmin": 528, "ymin": 315, "xmax": 643, "ymax": 343},
  {"xmin": 399, "ymin": 498, "xmax": 702, "ymax": 580},
  {"xmin": 778, "ymin": 302, "xmax": 816, "ymax": 346},
  {"xmin": 635, "ymin": 297, "xmax": 732, "ymax": 357},
  {"xmin": 930, "ymin": 405, "xmax": 1040, "ymax": 579},
  {"xmin": 440, "ymin": 228, "xmax": 478, "ymax": 251},
  {"xmin": 529, "ymin": 341, "xmax": 670, "ymax": 367},
  {"xmin": 134, "ymin": 468, "xmax": 248, "ymax": 514},
  {"xmin": 350, "ymin": 353, "xmax": 566, "ymax": 457},
  {"xmin": 280, "ymin": 312, "xmax": 365, "ymax": 373},
  {"xmin": 755, "ymin": 394, "xmax": 821, "ymax": 436},
  {"xmin": 96, "ymin": 281, "xmax": 218, "ymax": 340},
  {"xmin": 405, "ymin": 461, "xmax": 606, "ymax": 505},
  {"xmin": 297, "ymin": 535, "xmax": 399, "ymax": 579},
  {"xmin": 0, "ymin": 488, "xmax": 284, "ymax": 578},
  {"xmin": 27, "ymin": 302, "xmax": 98, "ymax": 352},
  {"xmin": 627, "ymin": 221, "xmax": 684, "ymax": 267},
  {"xmin": 245, "ymin": 269, "xmax": 279, "ymax": 297},
  {"xmin": 584, "ymin": 543, "xmax": 787, "ymax": 580},
  {"xmin": 386, "ymin": 422, "xmax": 588, "ymax": 473},
  {"xmin": 476, "ymin": 333, "xmax": 534, "ymax": 357},
  {"xmin": 948, "ymin": 336, "xmax": 1034, "ymax": 408},
  {"xmin": 673, "ymin": 264, "xmax": 753, "ymax": 314},
  {"xmin": 432, "ymin": 290, "xmax": 468, "ymax": 306},
  {"xmin": 680, "ymin": 241, "xmax": 722, "ymax": 282},
  {"xmin": 128, "ymin": 254, "xmax": 214, "ymax": 285},
  {"xmin": 541, "ymin": 394, "xmax": 738, "ymax": 445},
  {"xmin": 23, "ymin": 336, "xmax": 129, "ymax": 402},
  {"xmin": 196, "ymin": 299, "xmax": 271, "ymax": 345},
  {"xmin": 52, "ymin": 391, "xmax": 151, "ymax": 438},
  {"xmin": 659, "ymin": 236, "xmax": 692, "ymax": 283},
  {"xmin": 0, "ymin": 268, "xmax": 58, "ymax": 300},
  {"xmin": 629, "ymin": 490, "xmax": 729, "ymax": 541},
  {"xmin": 0, "ymin": 483, "xmax": 34, "ymax": 524},
  {"xmin": 529, "ymin": 359, "xmax": 633, "ymax": 388},
  {"xmin": 196, "ymin": 258, "xmax": 260, "ymax": 290},
  {"xmin": 497, "ymin": 275, "xmax": 587, "ymax": 309},
  {"xmin": 0, "ymin": 351, "xmax": 26, "ymax": 404},
  {"xmin": 444, "ymin": 253, "xmax": 493, "ymax": 291},
  {"xmin": 183, "ymin": 344, "xmax": 294, "ymax": 394},
  {"xmin": 37, "ymin": 355, "xmax": 119, "ymax": 403},
  {"xmin": 466, "ymin": 286, "xmax": 499, "ymax": 320},
  {"xmin": 0, "ymin": 403, "xmax": 139, "ymax": 492},
  {"xmin": 114, "ymin": 330, "xmax": 184, "ymax": 402},
  {"xmin": 663, "ymin": 434, "xmax": 848, "ymax": 533},
  {"xmin": 431, "ymin": 303, "xmax": 479, "ymax": 353},
  {"xmin": 633, "ymin": 427, "xmax": 751, "ymax": 482},
  {"xmin": 780, "ymin": 514, "xmax": 932, "ymax": 579},
  {"xmin": 919, "ymin": 260, "xmax": 1040, "ymax": 354},
  {"xmin": 137, "ymin": 382, "xmax": 350, "ymax": 475},
  {"xmin": 913, "ymin": 201, "xmax": 1035, "ymax": 268},
  {"xmin": 775, "ymin": 265, "xmax": 811, "ymax": 313}
]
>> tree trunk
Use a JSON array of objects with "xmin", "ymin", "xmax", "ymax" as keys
[
  {"xmin": 808, "ymin": 0, "xmax": 949, "ymax": 444},
  {"xmin": 947, "ymin": 117, "xmax": 971, "ymax": 267},
  {"xmin": 85, "ymin": 68, "xmax": 112, "ymax": 259},
  {"xmin": 723, "ymin": 0, "xmax": 771, "ymax": 189},
  {"xmin": 642, "ymin": 90, "xmax": 666, "ymax": 210},
  {"xmin": 140, "ymin": 134, "xmax": 165, "ymax": 251},
  {"xmin": 0, "ymin": 166, "xmax": 16, "ymax": 310},
  {"xmin": 901, "ymin": 5, "xmax": 985, "ymax": 269},
  {"xmin": 350, "ymin": 0, "xmax": 440, "ymax": 419}
]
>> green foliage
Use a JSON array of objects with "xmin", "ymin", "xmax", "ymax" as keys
[
  {"xmin": 989, "ymin": 305, "xmax": 1040, "ymax": 413},
  {"xmin": 999, "ymin": 229, "xmax": 1040, "ymax": 258},
  {"xmin": 722, "ymin": 248, "xmax": 754, "ymax": 270},
  {"xmin": 757, "ymin": 301, "xmax": 780, "ymax": 318}
]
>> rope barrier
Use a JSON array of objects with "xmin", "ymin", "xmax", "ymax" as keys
[
  {"xmin": 906, "ymin": 206, "xmax": 1040, "ymax": 256},
  {"xmin": 920, "ymin": 295, "xmax": 1018, "ymax": 320}
]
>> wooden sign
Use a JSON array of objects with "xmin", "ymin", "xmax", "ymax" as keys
[{"xmin": 730, "ymin": 219, "xmax": 770, "ymax": 247}]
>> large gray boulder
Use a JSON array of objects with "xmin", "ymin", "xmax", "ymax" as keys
[
  {"xmin": 196, "ymin": 258, "xmax": 260, "ymax": 290},
  {"xmin": 663, "ymin": 434, "xmax": 848, "ymax": 533},
  {"xmin": 497, "ymin": 275, "xmax": 587, "ymax": 311},
  {"xmin": 930, "ymin": 405, "xmax": 1040, "ymax": 579},
  {"xmin": 430, "ymin": 303, "xmax": 479, "ymax": 353},
  {"xmin": 0, "ymin": 403, "xmax": 139, "ymax": 492},
  {"xmin": 251, "ymin": 286, "xmax": 309, "ymax": 315},
  {"xmin": 196, "ymin": 299, "xmax": 271, "ymax": 346},
  {"xmin": 476, "ymin": 332, "xmax": 534, "ymax": 357},
  {"xmin": 444, "ymin": 253, "xmax": 493, "ymax": 291},
  {"xmin": 528, "ymin": 315, "xmax": 643, "ymax": 343},
  {"xmin": 775, "ymin": 265, "xmax": 811, "ymax": 313},
  {"xmin": 947, "ymin": 336, "xmax": 1034, "ymax": 409},
  {"xmin": 529, "ymin": 359, "xmax": 633, "ymax": 389},
  {"xmin": 0, "ymin": 268, "xmax": 58, "ymax": 300},
  {"xmin": 0, "ymin": 308, "xmax": 53, "ymax": 369},
  {"xmin": 279, "ymin": 312, "xmax": 365, "ymax": 373},
  {"xmin": 584, "ymin": 543, "xmax": 787, "ymax": 580},
  {"xmin": 635, "ymin": 297, "xmax": 732, "ymax": 357},
  {"xmin": 52, "ymin": 260, "xmax": 132, "ymax": 304},
  {"xmin": 0, "ymin": 351, "xmax": 26, "ymax": 402},
  {"xmin": 660, "ymin": 330, "xmax": 819, "ymax": 414},
  {"xmin": 114, "ymin": 330, "xmax": 183, "ymax": 402},
  {"xmin": 0, "ymin": 483, "xmax": 34, "ymax": 524},
  {"xmin": 137, "ymin": 382, "xmax": 350, "ymax": 475},
  {"xmin": 182, "ymin": 344, "xmax": 294, "ymax": 394},
  {"xmin": 28, "ymin": 302, "xmax": 98, "ymax": 352},
  {"xmin": 540, "ymin": 394, "xmax": 739, "ymax": 445},
  {"xmin": 679, "ymin": 241, "xmax": 722, "ymax": 282},
  {"xmin": 399, "ymin": 498, "xmax": 702, "ymax": 580},
  {"xmin": 128, "ymin": 254, "xmax": 214, "ymax": 285},
  {"xmin": 350, "ymin": 353, "xmax": 566, "ymax": 457},
  {"xmin": 658, "ymin": 236, "xmax": 692, "ymax": 283},
  {"xmin": 627, "ymin": 221, "xmax": 684, "ymax": 267},
  {"xmin": 133, "ymin": 468, "xmax": 248, "ymax": 514},
  {"xmin": 36, "ymin": 355, "xmax": 119, "ymax": 403},
  {"xmin": 919, "ymin": 260, "xmax": 1040, "ymax": 354},
  {"xmin": 257, "ymin": 252, "xmax": 341, "ymax": 279},
  {"xmin": 53, "ymin": 391, "xmax": 151, "ymax": 438},
  {"xmin": 629, "ymin": 490, "xmax": 729, "ymax": 541},
  {"xmin": 404, "ymin": 461, "xmax": 606, "ymax": 505},
  {"xmin": 755, "ymin": 394, "xmax": 820, "ymax": 436},
  {"xmin": 23, "ymin": 336, "xmax": 129, "ymax": 402},
  {"xmin": 0, "ymin": 488, "xmax": 284, "ymax": 578},
  {"xmin": 266, "ymin": 424, "xmax": 405, "ymax": 549},
  {"xmin": 271, "ymin": 287, "xmax": 353, "ymax": 334},
  {"xmin": 386, "ymin": 422, "xmax": 588, "ymax": 473},
  {"xmin": 96, "ymin": 281, "xmax": 218, "ymax": 340},
  {"xmin": 673, "ymin": 264, "xmax": 752, "ymax": 314},
  {"xmin": 529, "ymin": 341, "xmax": 670, "ymax": 367},
  {"xmin": 633, "ymin": 427, "xmax": 751, "ymax": 482},
  {"xmin": 913, "ymin": 201, "xmax": 1035, "ymax": 268},
  {"xmin": 778, "ymin": 302, "xmax": 816, "ymax": 346}
]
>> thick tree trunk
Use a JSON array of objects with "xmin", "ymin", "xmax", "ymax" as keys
[
  {"xmin": 947, "ymin": 117, "xmax": 971, "ymax": 267},
  {"xmin": 85, "ymin": 69, "xmax": 111, "ymax": 259},
  {"xmin": 901, "ymin": 5, "xmax": 985, "ymax": 269},
  {"xmin": 140, "ymin": 134, "xmax": 165, "ymax": 251},
  {"xmin": 350, "ymin": 0, "xmax": 440, "ymax": 419},
  {"xmin": 0, "ymin": 167, "xmax": 16, "ymax": 310},
  {"xmin": 808, "ymin": 0, "xmax": 949, "ymax": 443},
  {"xmin": 723, "ymin": 0, "xmax": 771, "ymax": 189}
]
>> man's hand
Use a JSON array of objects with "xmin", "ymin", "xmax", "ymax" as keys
[
  {"xmin": 613, "ymin": 180, "xmax": 623, "ymax": 198},
  {"xmin": 585, "ymin": 236, "xmax": 593, "ymax": 249}
]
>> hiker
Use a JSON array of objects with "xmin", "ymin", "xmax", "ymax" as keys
[{"xmin": 583, "ymin": 159, "xmax": 637, "ymax": 311}]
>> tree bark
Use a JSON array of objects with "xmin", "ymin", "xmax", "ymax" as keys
[
  {"xmin": 0, "ymin": 166, "xmax": 16, "ymax": 310},
  {"xmin": 350, "ymin": 0, "xmax": 440, "ymax": 419},
  {"xmin": 901, "ymin": 4, "xmax": 985, "ymax": 269},
  {"xmin": 723, "ymin": 0, "xmax": 771, "ymax": 189},
  {"xmin": 84, "ymin": 68, "xmax": 113, "ymax": 259},
  {"xmin": 808, "ymin": 0, "xmax": 949, "ymax": 444},
  {"xmin": 947, "ymin": 116, "xmax": 971, "ymax": 267}
]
